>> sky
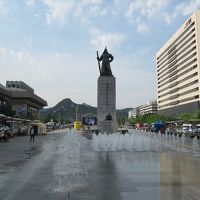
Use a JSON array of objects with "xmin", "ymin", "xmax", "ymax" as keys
[{"xmin": 0, "ymin": 0, "xmax": 200, "ymax": 109}]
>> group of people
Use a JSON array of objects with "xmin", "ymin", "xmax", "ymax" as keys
[{"xmin": 0, "ymin": 125, "xmax": 38, "ymax": 143}]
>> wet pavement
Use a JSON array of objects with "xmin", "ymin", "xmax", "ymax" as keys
[{"xmin": 0, "ymin": 129, "xmax": 200, "ymax": 200}]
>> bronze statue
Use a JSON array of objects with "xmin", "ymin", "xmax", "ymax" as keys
[
  {"xmin": 97, "ymin": 48, "xmax": 114, "ymax": 76},
  {"xmin": 105, "ymin": 113, "xmax": 113, "ymax": 120}
]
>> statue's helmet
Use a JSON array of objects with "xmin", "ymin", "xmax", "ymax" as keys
[{"xmin": 103, "ymin": 47, "xmax": 108, "ymax": 54}]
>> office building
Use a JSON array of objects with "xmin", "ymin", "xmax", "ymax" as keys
[{"xmin": 156, "ymin": 10, "xmax": 200, "ymax": 117}]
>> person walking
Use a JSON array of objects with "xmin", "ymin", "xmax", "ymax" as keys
[{"xmin": 30, "ymin": 126, "xmax": 35, "ymax": 142}]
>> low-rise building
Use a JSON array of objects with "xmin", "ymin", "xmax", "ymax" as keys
[
  {"xmin": 128, "ymin": 101, "xmax": 158, "ymax": 118},
  {"xmin": 0, "ymin": 81, "xmax": 47, "ymax": 118},
  {"xmin": 140, "ymin": 101, "xmax": 158, "ymax": 116},
  {"xmin": 128, "ymin": 107, "xmax": 140, "ymax": 118}
]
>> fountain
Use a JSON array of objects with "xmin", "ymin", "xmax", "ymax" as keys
[
  {"xmin": 192, "ymin": 136, "xmax": 199, "ymax": 154},
  {"xmin": 181, "ymin": 133, "xmax": 186, "ymax": 152},
  {"xmin": 92, "ymin": 130, "xmax": 160, "ymax": 152},
  {"xmin": 92, "ymin": 129, "xmax": 200, "ymax": 155},
  {"xmin": 53, "ymin": 130, "xmax": 88, "ymax": 196}
]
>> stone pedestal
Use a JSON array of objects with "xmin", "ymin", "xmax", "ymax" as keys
[{"xmin": 97, "ymin": 76, "xmax": 117, "ymax": 133}]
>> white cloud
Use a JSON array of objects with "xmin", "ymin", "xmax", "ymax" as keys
[
  {"xmin": 25, "ymin": 0, "xmax": 35, "ymax": 7},
  {"xmin": 90, "ymin": 27, "xmax": 124, "ymax": 50},
  {"xmin": 0, "ymin": 48, "xmax": 34, "ymax": 66},
  {"xmin": 164, "ymin": 0, "xmax": 200, "ymax": 25},
  {"xmin": 42, "ymin": 0, "xmax": 74, "ymax": 26},
  {"xmin": 73, "ymin": 0, "xmax": 106, "ymax": 25},
  {"xmin": 78, "ymin": 0, "xmax": 102, "ymax": 6},
  {"xmin": 73, "ymin": 3, "xmax": 89, "ymax": 24},
  {"xmin": 0, "ymin": 47, "xmax": 57, "ymax": 86},
  {"xmin": 24, "ymin": 35, "xmax": 32, "ymax": 46},
  {"xmin": 89, "ymin": 5, "xmax": 106, "ymax": 16},
  {"xmin": 126, "ymin": 0, "xmax": 167, "ymax": 19},
  {"xmin": 17, "ymin": 51, "xmax": 34, "ymax": 63},
  {"xmin": 163, "ymin": 12, "xmax": 177, "ymax": 25},
  {"xmin": 0, "ymin": 0, "xmax": 7, "ymax": 14},
  {"xmin": 41, "ymin": 0, "xmax": 111, "ymax": 26},
  {"xmin": 136, "ymin": 22, "xmax": 148, "ymax": 33},
  {"xmin": 0, "ymin": 47, "xmax": 15, "ymax": 57},
  {"xmin": 126, "ymin": 0, "xmax": 167, "ymax": 32},
  {"xmin": 175, "ymin": 0, "xmax": 200, "ymax": 16},
  {"xmin": 91, "ymin": 0, "xmax": 102, "ymax": 4}
]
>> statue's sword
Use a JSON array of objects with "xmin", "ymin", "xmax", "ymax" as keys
[{"xmin": 96, "ymin": 51, "xmax": 101, "ymax": 75}]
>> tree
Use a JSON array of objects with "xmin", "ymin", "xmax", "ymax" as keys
[
  {"xmin": 128, "ymin": 116, "xmax": 135, "ymax": 126},
  {"xmin": 127, "ymin": 113, "xmax": 174, "ymax": 126},
  {"xmin": 117, "ymin": 117, "xmax": 127, "ymax": 127},
  {"xmin": 192, "ymin": 109, "xmax": 200, "ymax": 119},
  {"xmin": 180, "ymin": 112, "xmax": 191, "ymax": 122}
]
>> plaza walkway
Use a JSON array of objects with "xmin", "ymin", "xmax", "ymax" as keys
[{"xmin": 0, "ymin": 129, "xmax": 200, "ymax": 200}]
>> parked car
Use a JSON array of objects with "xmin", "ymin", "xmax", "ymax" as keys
[{"xmin": 182, "ymin": 123, "xmax": 192, "ymax": 133}]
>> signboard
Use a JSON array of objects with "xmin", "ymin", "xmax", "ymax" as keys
[
  {"xmin": 184, "ymin": 18, "xmax": 192, "ymax": 29},
  {"xmin": 82, "ymin": 117, "xmax": 97, "ymax": 126}
]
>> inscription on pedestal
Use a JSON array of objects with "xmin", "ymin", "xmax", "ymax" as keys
[{"xmin": 97, "ymin": 76, "xmax": 117, "ymax": 133}]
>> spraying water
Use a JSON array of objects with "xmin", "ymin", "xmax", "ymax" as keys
[
  {"xmin": 92, "ymin": 129, "xmax": 199, "ymax": 154},
  {"xmin": 53, "ymin": 130, "xmax": 88, "ymax": 195}
]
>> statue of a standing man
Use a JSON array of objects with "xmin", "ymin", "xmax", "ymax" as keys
[{"xmin": 97, "ymin": 48, "xmax": 114, "ymax": 76}]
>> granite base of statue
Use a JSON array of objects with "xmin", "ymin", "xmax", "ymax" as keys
[{"xmin": 96, "ymin": 48, "xmax": 117, "ymax": 133}]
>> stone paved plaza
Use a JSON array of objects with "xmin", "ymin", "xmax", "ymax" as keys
[{"xmin": 0, "ymin": 129, "xmax": 200, "ymax": 200}]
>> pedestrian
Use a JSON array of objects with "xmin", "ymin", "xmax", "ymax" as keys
[
  {"xmin": 1, "ymin": 132, "xmax": 6, "ymax": 142},
  {"xmin": 4, "ymin": 132, "xmax": 8, "ymax": 142},
  {"xmin": 30, "ymin": 126, "xmax": 35, "ymax": 142}
]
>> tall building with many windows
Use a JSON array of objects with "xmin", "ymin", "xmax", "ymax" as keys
[{"xmin": 156, "ymin": 10, "xmax": 200, "ymax": 117}]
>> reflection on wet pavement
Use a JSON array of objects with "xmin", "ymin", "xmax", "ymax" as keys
[
  {"xmin": 0, "ymin": 130, "xmax": 200, "ymax": 200},
  {"xmin": 160, "ymin": 152, "xmax": 200, "ymax": 200},
  {"xmin": 25, "ymin": 145, "xmax": 43, "ymax": 160}
]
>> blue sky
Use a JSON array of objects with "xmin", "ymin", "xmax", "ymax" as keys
[{"xmin": 0, "ymin": 0, "xmax": 200, "ymax": 109}]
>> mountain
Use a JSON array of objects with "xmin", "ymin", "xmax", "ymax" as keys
[{"xmin": 40, "ymin": 98, "xmax": 132, "ymax": 122}]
